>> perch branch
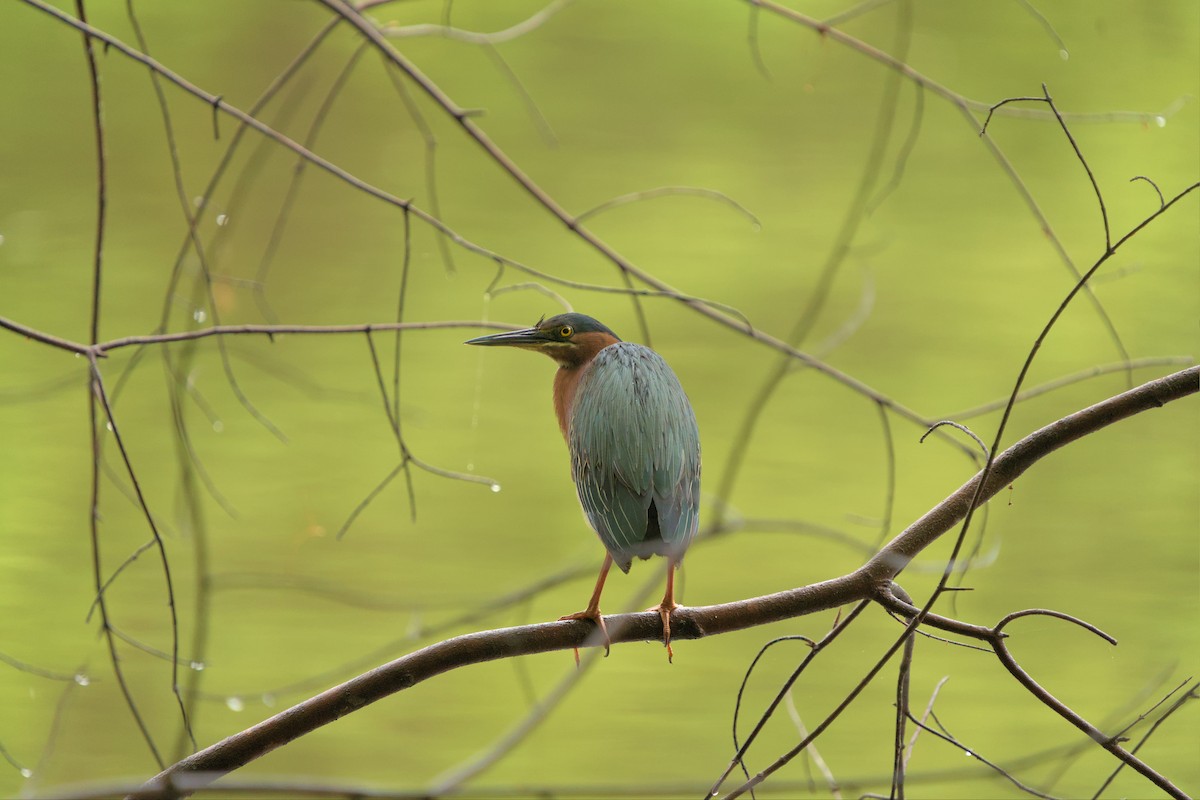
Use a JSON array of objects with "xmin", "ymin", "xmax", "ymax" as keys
[{"xmin": 134, "ymin": 366, "xmax": 1197, "ymax": 798}]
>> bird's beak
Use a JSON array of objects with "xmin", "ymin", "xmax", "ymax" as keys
[{"xmin": 464, "ymin": 327, "xmax": 550, "ymax": 348}]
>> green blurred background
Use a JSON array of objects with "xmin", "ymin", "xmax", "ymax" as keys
[{"xmin": 0, "ymin": 0, "xmax": 1196, "ymax": 797}]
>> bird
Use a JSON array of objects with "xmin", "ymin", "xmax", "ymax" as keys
[{"xmin": 466, "ymin": 313, "xmax": 700, "ymax": 661}]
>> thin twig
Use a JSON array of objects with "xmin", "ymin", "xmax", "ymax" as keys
[
  {"xmin": 890, "ymin": 584, "xmax": 916, "ymax": 800},
  {"xmin": 574, "ymin": 186, "xmax": 761, "ymax": 228},
  {"xmin": 728, "ymin": 634, "xmax": 819, "ymax": 788},
  {"xmin": 940, "ymin": 357, "xmax": 1193, "ymax": 420}
]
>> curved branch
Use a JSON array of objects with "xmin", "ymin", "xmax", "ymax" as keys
[
  {"xmin": 135, "ymin": 366, "xmax": 1197, "ymax": 797},
  {"xmin": 991, "ymin": 638, "xmax": 1185, "ymax": 799}
]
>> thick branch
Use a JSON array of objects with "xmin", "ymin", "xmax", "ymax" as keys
[
  {"xmin": 863, "ymin": 365, "xmax": 1198, "ymax": 581},
  {"xmin": 137, "ymin": 366, "xmax": 1197, "ymax": 797}
]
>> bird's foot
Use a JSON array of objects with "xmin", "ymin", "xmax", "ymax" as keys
[
  {"xmin": 646, "ymin": 599, "xmax": 679, "ymax": 663},
  {"xmin": 559, "ymin": 607, "xmax": 610, "ymax": 661}
]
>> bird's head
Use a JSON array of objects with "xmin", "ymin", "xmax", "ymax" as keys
[{"xmin": 465, "ymin": 313, "xmax": 621, "ymax": 367}]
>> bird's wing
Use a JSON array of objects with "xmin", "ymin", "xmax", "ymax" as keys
[{"xmin": 569, "ymin": 342, "xmax": 700, "ymax": 570}]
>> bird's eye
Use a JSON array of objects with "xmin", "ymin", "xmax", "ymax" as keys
[{"xmin": 559, "ymin": 326, "xmax": 573, "ymax": 338}]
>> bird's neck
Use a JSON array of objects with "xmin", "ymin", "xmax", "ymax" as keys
[
  {"xmin": 551, "ymin": 332, "xmax": 620, "ymax": 440},
  {"xmin": 553, "ymin": 365, "xmax": 579, "ymax": 441}
]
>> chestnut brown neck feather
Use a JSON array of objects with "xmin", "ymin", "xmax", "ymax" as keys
[{"xmin": 551, "ymin": 331, "xmax": 619, "ymax": 440}]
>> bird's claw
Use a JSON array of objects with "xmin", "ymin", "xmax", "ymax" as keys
[
  {"xmin": 559, "ymin": 608, "xmax": 611, "ymax": 659},
  {"xmin": 647, "ymin": 600, "xmax": 679, "ymax": 663}
]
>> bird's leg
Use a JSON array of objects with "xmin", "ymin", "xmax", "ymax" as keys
[
  {"xmin": 559, "ymin": 553, "xmax": 613, "ymax": 658},
  {"xmin": 648, "ymin": 560, "xmax": 679, "ymax": 663}
]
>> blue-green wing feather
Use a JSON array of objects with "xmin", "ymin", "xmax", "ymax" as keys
[{"xmin": 569, "ymin": 342, "xmax": 700, "ymax": 572}]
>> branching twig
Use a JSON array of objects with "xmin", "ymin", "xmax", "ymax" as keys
[{"xmin": 90, "ymin": 359, "xmax": 194, "ymax": 745}]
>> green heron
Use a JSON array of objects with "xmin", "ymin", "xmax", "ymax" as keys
[{"xmin": 467, "ymin": 313, "xmax": 700, "ymax": 660}]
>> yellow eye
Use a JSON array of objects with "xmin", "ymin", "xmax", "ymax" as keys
[{"xmin": 559, "ymin": 326, "xmax": 573, "ymax": 338}]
